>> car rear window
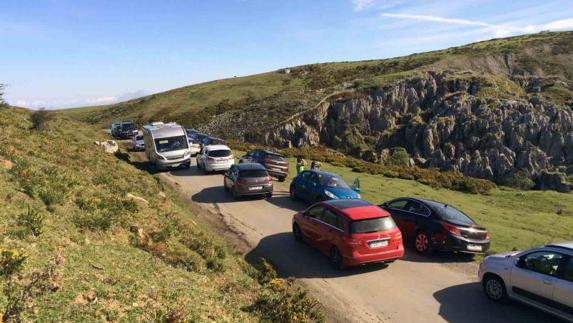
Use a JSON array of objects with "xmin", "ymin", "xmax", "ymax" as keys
[
  {"xmin": 208, "ymin": 149, "xmax": 232, "ymax": 157},
  {"xmin": 239, "ymin": 169, "xmax": 268, "ymax": 178},
  {"xmin": 350, "ymin": 217, "xmax": 396, "ymax": 234},
  {"xmin": 265, "ymin": 153, "xmax": 285, "ymax": 160},
  {"xmin": 435, "ymin": 205, "xmax": 475, "ymax": 226}
]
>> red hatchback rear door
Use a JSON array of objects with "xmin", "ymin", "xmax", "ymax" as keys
[{"xmin": 348, "ymin": 216, "xmax": 402, "ymax": 255}]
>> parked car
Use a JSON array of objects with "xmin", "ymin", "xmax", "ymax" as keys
[
  {"xmin": 111, "ymin": 121, "xmax": 136, "ymax": 139},
  {"xmin": 289, "ymin": 170, "xmax": 360, "ymax": 203},
  {"xmin": 380, "ymin": 198, "xmax": 490, "ymax": 255},
  {"xmin": 186, "ymin": 131, "xmax": 201, "ymax": 156},
  {"xmin": 479, "ymin": 242, "xmax": 573, "ymax": 322},
  {"xmin": 201, "ymin": 136, "xmax": 225, "ymax": 148},
  {"xmin": 292, "ymin": 199, "xmax": 404, "ymax": 269},
  {"xmin": 142, "ymin": 121, "xmax": 192, "ymax": 170},
  {"xmin": 196, "ymin": 144, "xmax": 234, "ymax": 172},
  {"xmin": 223, "ymin": 163, "xmax": 273, "ymax": 199},
  {"xmin": 131, "ymin": 133, "xmax": 145, "ymax": 151},
  {"xmin": 239, "ymin": 149, "xmax": 289, "ymax": 182}
]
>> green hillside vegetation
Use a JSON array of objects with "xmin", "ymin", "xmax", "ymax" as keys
[
  {"xmin": 64, "ymin": 32, "xmax": 573, "ymax": 130},
  {"xmin": 0, "ymin": 107, "xmax": 322, "ymax": 322}
]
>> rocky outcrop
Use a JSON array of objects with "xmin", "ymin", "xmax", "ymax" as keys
[{"xmin": 248, "ymin": 72, "xmax": 573, "ymax": 191}]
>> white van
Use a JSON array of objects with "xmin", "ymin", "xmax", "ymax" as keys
[
  {"xmin": 142, "ymin": 122, "xmax": 192, "ymax": 170},
  {"xmin": 196, "ymin": 144, "xmax": 234, "ymax": 172}
]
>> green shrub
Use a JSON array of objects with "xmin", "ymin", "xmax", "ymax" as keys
[
  {"xmin": 74, "ymin": 192, "xmax": 138, "ymax": 230},
  {"xmin": 502, "ymin": 170, "xmax": 535, "ymax": 190},
  {"xmin": 30, "ymin": 108, "xmax": 53, "ymax": 130},
  {"xmin": 386, "ymin": 147, "xmax": 410, "ymax": 167},
  {"xmin": 17, "ymin": 205, "xmax": 46, "ymax": 237},
  {"xmin": 0, "ymin": 248, "xmax": 28, "ymax": 277}
]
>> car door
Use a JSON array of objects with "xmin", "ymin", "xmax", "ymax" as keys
[
  {"xmin": 224, "ymin": 165, "xmax": 236, "ymax": 189},
  {"xmin": 299, "ymin": 205, "xmax": 324, "ymax": 247},
  {"xmin": 510, "ymin": 251, "xmax": 564, "ymax": 302},
  {"xmin": 553, "ymin": 256, "xmax": 573, "ymax": 310},
  {"xmin": 404, "ymin": 200, "xmax": 432, "ymax": 235},
  {"xmin": 296, "ymin": 171, "xmax": 312, "ymax": 202},
  {"xmin": 308, "ymin": 172, "xmax": 322, "ymax": 202},
  {"xmin": 385, "ymin": 200, "xmax": 412, "ymax": 237},
  {"xmin": 316, "ymin": 208, "xmax": 344, "ymax": 254}
]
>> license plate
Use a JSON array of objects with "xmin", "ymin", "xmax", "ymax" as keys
[
  {"xmin": 248, "ymin": 186, "xmax": 263, "ymax": 191},
  {"xmin": 369, "ymin": 240, "xmax": 388, "ymax": 248},
  {"xmin": 467, "ymin": 244, "xmax": 482, "ymax": 251}
]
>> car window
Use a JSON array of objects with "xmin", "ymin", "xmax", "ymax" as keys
[
  {"xmin": 300, "ymin": 171, "xmax": 311, "ymax": 181},
  {"xmin": 320, "ymin": 209, "xmax": 343, "ymax": 230},
  {"xmin": 520, "ymin": 251, "xmax": 564, "ymax": 277},
  {"xmin": 208, "ymin": 149, "xmax": 232, "ymax": 157},
  {"xmin": 350, "ymin": 217, "xmax": 397, "ymax": 234},
  {"xmin": 239, "ymin": 169, "xmax": 268, "ymax": 178},
  {"xmin": 319, "ymin": 175, "xmax": 350, "ymax": 189},
  {"xmin": 388, "ymin": 200, "xmax": 408, "ymax": 210},
  {"xmin": 405, "ymin": 201, "xmax": 430, "ymax": 217},
  {"xmin": 306, "ymin": 206, "xmax": 323, "ymax": 219},
  {"xmin": 562, "ymin": 258, "xmax": 573, "ymax": 282},
  {"xmin": 154, "ymin": 136, "xmax": 187, "ymax": 153}
]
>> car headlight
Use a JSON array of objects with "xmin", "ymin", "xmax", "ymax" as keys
[
  {"xmin": 324, "ymin": 190, "xmax": 338, "ymax": 199},
  {"xmin": 356, "ymin": 193, "xmax": 361, "ymax": 199}
]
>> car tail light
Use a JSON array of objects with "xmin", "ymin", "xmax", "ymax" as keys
[
  {"xmin": 237, "ymin": 178, "xmax": 247, "ymax": 185},
  {"xmin": 394, "ymin": 232, "xmax": 402, "ymax": 240},
  {"xmin": 265, "ymin": 176, "xmax": 272, "ymax": 183},
  {"xmin": 345, "ymin": 236, "xmax": 362, "ymax": 246},
  {"xmin": 485, "ymin": 231, "xmax": 491, "ymax": 240},
  {"xmin": 442, "ymin": 223, "xmax": 462, "ymax": 237}
]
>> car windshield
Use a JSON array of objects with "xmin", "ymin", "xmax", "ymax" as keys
[
  {"xmin": 154, "ymin": 136, "xmax": 187, "ymax": 153},
  {"xmin": 319, "ymin": 175, "xmax": 350, "ymax": 189},
  {"xmin": 265, "ymin": 153, "xmax": 285, "ymax": 160},
  {"xmin": 350, "ymin": 217, "xmax": 396, "ymax": 234},
  {"xmin": 208, "ymin": 149, "xmax": 231, "ymax": 157},
  {"xmin": 435, "ymin": 204, "xmax": 475, "ymax": 225},
  {"xmin": 239, "ymin": 169, "xmax": 268, "ymax": 178},
  {"xmin": 121, "ymin": 123, "xmax": 134, "ymax": 130}
]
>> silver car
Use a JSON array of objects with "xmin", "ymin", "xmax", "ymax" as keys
[{"xmin": 479, "ymin": 242, "xmax": 573, "ymax": 322}]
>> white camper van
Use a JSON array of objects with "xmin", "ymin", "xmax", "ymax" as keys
[{"xmin": 142, "ymin": 122, "xmax": 191, "ymax": 170}]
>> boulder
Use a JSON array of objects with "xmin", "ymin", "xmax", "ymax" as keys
[{"xmin": 94, "ymin": 140, "xmax": 119, "ymax": 154}]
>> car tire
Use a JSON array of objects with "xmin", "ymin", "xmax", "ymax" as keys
[
  {"xmin": 293, "ymin": 223, "xmax": 303, "ymax": 243},
  {"xmin": 330, "ymin": 246, "xmax": 346, "ymax": 270},
  {"xmin": 415, "ymin": 231, "xmax": 432, "ymax": 255},
  {"xmin": 483, "ymin": 274, "xmax": 507, "ymax": 303},
  {"xmin": 278, "ymin": 177, "xmax": 286, "ymax": 182},
  {"xmin": 289, "ymin": 186, "xmax": 297, "ymax": 200}
]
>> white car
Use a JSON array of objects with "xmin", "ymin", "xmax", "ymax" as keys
[
  {"xmin": 187, "ymin": 137, "xmax": 201, "ymax": 156},
  {"xmin": 131, "ymin": 134, "xmax": 145, "ymax": 151},
  {"xmin": 479, "ymin": 242, "xmax": 573, "ymax": 322},
  {"xmin": 196, "ymin": 144, "xmax": 234, "ymax": 172}
]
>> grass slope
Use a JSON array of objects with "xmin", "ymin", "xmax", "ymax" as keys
[
  {"xmin": 64, "ymin": 31, "xmax": 573, "ymax": 130},
  {"xmin": 0, "ymin": 108, "xmax": 322, "ymax": 322}
]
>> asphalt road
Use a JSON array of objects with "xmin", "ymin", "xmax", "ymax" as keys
[{"xmin": 157, "ymin": 160, "xmax": 561, "ymax": 323}]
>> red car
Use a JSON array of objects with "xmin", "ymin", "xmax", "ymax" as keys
[{"xmin": 292, "ymin": 199, "xmax": 404, "ymax": 269}]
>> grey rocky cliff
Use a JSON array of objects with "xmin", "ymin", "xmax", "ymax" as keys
[{"xmin": 246, "ymin": 72, "xmax": 573, "ymax": 192}]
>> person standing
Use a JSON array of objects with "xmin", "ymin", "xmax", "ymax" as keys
[{"xmin": 296, "ymin": 156, "xmax": 306, "ymax": 175}]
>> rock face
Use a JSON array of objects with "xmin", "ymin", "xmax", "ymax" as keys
[{"xmin": 247, "ymin": 72, "xmax": 573, "ymax": 191}]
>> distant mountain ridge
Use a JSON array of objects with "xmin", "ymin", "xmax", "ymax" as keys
[{"xmin": 66, "ymin": 31, "xmax": 573, "ymax": 191}]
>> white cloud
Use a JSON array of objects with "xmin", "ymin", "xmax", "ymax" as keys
[
  {"xmin": 352, "ymin": 0, "xmax": 376, "ymax": 11},
  {"xmin": 10, "ymin": 90, "xmax": 149, "ymax": 110},
  {"xmin": 381, "ymin": 13, "xmax": 573, "ymax": 38}
]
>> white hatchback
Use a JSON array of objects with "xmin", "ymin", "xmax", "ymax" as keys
[
  {"xmin": 196, "ymin": 144, "xmax": 234, "ymax": 172},
  {"xmin": 479, "ymin": 242, "xmax": 573, "ymax": 322}
]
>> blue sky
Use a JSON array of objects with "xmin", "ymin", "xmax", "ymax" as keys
[{"xmin": 1, "ymin": 0, "xmax": 573, "ymax": 109}]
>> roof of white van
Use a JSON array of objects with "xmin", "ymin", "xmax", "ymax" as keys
[
  {"xmin": 143, "ymin": 122, "xmax": 185, "ymax": 138},
  {"xmin": 547, "ymin": 241, "xmax": 573, "ymax": 250},
  {"xmin": 205, "ymin": 144, "xmax": 230, "ymax": 151}
]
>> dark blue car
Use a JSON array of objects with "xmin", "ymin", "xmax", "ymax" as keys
[{"xmin": 289, "ymin": 170, "xmax": 360, "ymax": 203}]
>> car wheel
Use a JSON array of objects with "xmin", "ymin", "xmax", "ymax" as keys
[
  {"xmin": 289, "ymin": 186, "xmax": 297, "ymax": 200},
  {"xmin": 293, "ymin": 223, "xmax": 303, "ymax": 243},
  {"xmin": 278, "ymin": 177, "xmax": 286, "ymax": 182},
  {"xmin": 415, "ymin": 231, "xmax": 432, "ymax": 255},
  {"xmin": 330, "ymin": 247, "xmax": 346, "ymax": 270},
  {"xmin": 483, "ymin": 274, "xmax": 507, "ymax": 302}
]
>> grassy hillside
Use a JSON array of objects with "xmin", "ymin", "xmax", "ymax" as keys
[
  {"xmin": 64, "ymin": 31, "xmax": 573, "ymax": 130},
  {"xmin": 0, "ymin": 107, "xmax": 322, "ymax": 322}
]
